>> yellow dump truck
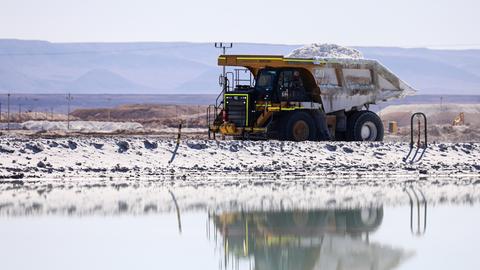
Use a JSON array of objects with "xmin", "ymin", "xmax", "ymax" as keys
[
  {"xmin": 212, "ymin": 208, "xmax": 387, "ymax": 270},
  {"xmin": 207, "ymin": 55, "xmax": 414, "ymax": 141}
]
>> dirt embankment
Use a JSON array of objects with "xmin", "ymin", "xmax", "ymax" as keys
[
  {"xmin": 0, "ymin": 112, "xmax": 74, "ymax": 122},
  {"xmin": 3, "ymin": 103, "xmax": 479, "ymax": 142},
  {"xmin": 71, "ymin": 104, "xmax": 209, "ymax": 128}
]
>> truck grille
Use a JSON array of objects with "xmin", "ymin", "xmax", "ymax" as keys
[{"xmin": 225, "ymin": 94, "xmax": 248, "ymax": 127}]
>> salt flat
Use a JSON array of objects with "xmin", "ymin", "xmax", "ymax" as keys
[{"xmin": 0, "ymin": 137, "xmax": 479, "ymax": 215}]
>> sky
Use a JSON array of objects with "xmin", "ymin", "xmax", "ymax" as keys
[{"xmin": 1, "ymin": 0, "xmax": 479, "ymax": 48}]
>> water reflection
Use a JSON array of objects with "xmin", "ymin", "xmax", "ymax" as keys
[
  {"xmin": 405, "ymin": 186, "xmax": 427, "ymax": 236},
  {"xmin": 212, "ymin": 207, "xmax": 411, "ymax": 270}
]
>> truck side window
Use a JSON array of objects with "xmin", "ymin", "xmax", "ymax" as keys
[
  {"xmin": 292, "ymin": 71, "xmax": 304, "ymax": 89},
  {"xmin": 278, "ymin": 71, "xmax": 292, "ymax": 90},
  {"xmin": 255, "ymin": 70, "xmax": 278, "ymax": 100},
  {"xmin": 279, "ymin": 70, "xmax": 306, "ymax": 101},
  {"xmin": 256, "ymin": 70, "xmax": 276, "ymax": 93}
]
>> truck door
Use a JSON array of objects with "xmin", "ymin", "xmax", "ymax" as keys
[{"xmin": 277, "ymin": 69, "xmax": 307, "ymax": 102}]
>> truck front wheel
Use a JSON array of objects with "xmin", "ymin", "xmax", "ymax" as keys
[
  {"xmin": 282, "ymin": 111, "xmax": 317, "ymax": 141},
  {"xmin": 347, "ymin": 111, "xmax": 384, "ymax": 141}
]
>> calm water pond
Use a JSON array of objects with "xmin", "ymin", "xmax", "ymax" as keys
[{"xmin": 0, "ymin": 204, "xmax": 479, "ymax": 270}]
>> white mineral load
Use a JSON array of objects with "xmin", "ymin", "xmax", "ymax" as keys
[{"xmin": 286, "ymin": 43, "xmax": 364, "ymax": 59}]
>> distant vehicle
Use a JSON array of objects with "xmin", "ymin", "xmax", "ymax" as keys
[{"xmin": 207, "ymin": 55, "xmax": 414, "ymax": 141}]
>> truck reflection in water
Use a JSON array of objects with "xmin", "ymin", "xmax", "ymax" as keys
[{"xmin": 211, "ymin": 207, "xmax": 411, "ymax": 270}]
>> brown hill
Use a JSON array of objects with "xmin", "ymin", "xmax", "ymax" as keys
[
  {"xmin": 380, "ymin": 104, "xmax": 480, "ymax": 142},
  {"xmin": 379, "ymin": 104, "xmax": 480, "ymax": 126}
]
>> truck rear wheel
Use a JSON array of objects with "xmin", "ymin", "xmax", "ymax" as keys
[
  {"xmin": 282, "ymin": 111, "xmax": 317, "ymax": 141},
  {"xmin": 347, "ymin": 111, "xmax": 384, "ymax": 141},
  {"xmin": 350, "ymin": 207, "xmax": 384, "ymax": 230}
]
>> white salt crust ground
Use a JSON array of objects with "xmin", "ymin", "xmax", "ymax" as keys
[
  {"xmin": 20, "ymin": 120, "xmax": 144, "ymax": 132},
  {"xmin": 0, "ymin": 137, "xmax": 479, "ymax": 215},
  {"xmin": 1, "ymin": 137, "xmax": 478, "ymax": 179}
]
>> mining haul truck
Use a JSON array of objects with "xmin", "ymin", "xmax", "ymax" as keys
[
  {"xmin": 207, "ymin": 55, "xmax": 415, "ymax": 141},
  {"xmin": 213, "ymin": 208, "xmax": 386, "ymax": 270}
]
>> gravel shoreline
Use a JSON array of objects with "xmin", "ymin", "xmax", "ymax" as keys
[{"xmin": 1, "ymin": 137, "xmax": 479, "ymax": 179}]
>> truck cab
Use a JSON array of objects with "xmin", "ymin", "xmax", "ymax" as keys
[
  {"xmin": 221, "ymin": 66, "xmax": 328, "ymax": 141},
  {"xmin": 255, "ymin": 68, "xmax": 310, "ymax": 102}
]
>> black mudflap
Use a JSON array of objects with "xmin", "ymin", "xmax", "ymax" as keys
[{"xmin": 311, "ymin": 111, "xmax": 331, "ymax": 140}]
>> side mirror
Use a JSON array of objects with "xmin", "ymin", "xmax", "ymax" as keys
[{"xmin": 218, "ymin": 75, "xmax": 225, "ymax": 87}]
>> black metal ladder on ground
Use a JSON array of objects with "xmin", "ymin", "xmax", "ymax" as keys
[{"xmin": 403, "ymin": 112, "xmax": 427, "ymax": 163}]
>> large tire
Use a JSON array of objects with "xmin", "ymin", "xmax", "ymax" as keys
[
  {"xmin": 347, "ymin": 111, "xmax": 384, "ymax": 141},
  {"xmin": 281, "ymin": 111, "xmax": 317, "ymax": 141}
]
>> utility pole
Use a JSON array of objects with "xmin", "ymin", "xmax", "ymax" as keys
[
  {"xmin": 0, "ymin": 102, "xmax": 2, "ymax": 122},
  {"xmin": 66, "ymin": 93, "xmax": 73, "ymax": 130},
  {"xmin": 107, "ymin": 98, "xmax": 112, "ymax": 122},
  {"xmin": 7, "ymin": 93, "xmax": 10, "ymax": 130},
  {"xmin": 18, "ymin": 104, "xmax": 21, "ymax": 121}
]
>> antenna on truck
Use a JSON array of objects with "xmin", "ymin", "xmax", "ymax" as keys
[
  {"xmin": 214, "ymin": 42, "xmax": 233, "ymax": 88},
  {"xmin": 214, "ymin": 42, "xmax": 233, "ymax": 55}
]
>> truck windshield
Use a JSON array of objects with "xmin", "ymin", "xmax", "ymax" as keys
[{"xmin": 255, "ymin": 70, "xmax": 277, "ymax": 93}]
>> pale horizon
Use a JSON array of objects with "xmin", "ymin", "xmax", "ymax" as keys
[
  {"xmin": 1, "ymin": 0, "xmax": 479, "ymax": 49},
  {"xmin": 2, "ymin": 38, "xmax": 480, "ymax": 51}
]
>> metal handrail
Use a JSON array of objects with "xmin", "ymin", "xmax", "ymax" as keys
[
  {"xmin": 404, "ymin": 112, "xmax": 427, "ymax": 163},
  {"xmin": 234, "ymin": 68, "xmax": 254, "ymax": 87},
  {"xmin": 410, "ymin": 112, "xmax": 427, "ymax": 148},
  {"xmin": 207, "ymin": 104, "xmax": 223, "ymax": 140}
]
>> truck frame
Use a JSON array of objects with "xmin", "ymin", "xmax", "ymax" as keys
[{"xmin": 208, "ymin": 54, "xmax": 414, "ymax": 141}]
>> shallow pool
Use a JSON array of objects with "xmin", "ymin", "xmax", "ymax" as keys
[{"xmin": 0, "ymin": 203, "xmax": 478, "ymax": 270}]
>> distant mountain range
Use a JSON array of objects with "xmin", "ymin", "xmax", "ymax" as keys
[{"xmin": 0, "ymin": 39, "xmax": 479, "ymax": 95}]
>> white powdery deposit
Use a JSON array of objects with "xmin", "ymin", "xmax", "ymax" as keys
[
  {"xmin": 0, "ymin": 137, "xmax": 479, "ymax": 215},
  {"xmin": 286, "ymin": 43, "xmax": 364, "ymax": 59},
  {"xmin": 21, "ymin": 120, "xmax": 143, "ymax": 133}
]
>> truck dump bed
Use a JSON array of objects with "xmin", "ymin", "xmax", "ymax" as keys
[{"xmin": 218, "ymin": 55, "xmax": 415, "ymax": 113}]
